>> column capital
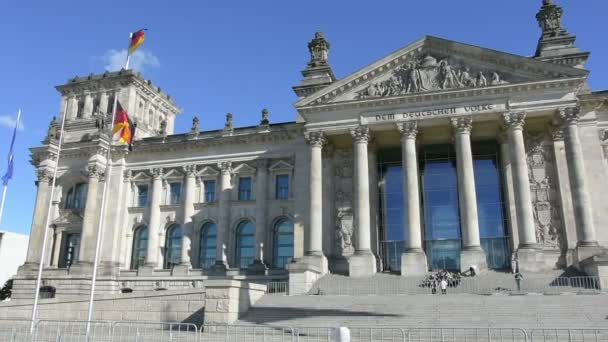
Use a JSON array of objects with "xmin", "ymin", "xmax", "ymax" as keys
[
  {"xmin": 558, "ymin": 107, "xmax": 580, "ymax": 125},
  {"xmin": 182, "ymin": 164, "xmax": 197, "ymax": 177},
  {"xmin": 450, "ymin": 116, "xmax": 473, "ymax": 134},
  {"xmin": 396, "ymin": 121, "xmax": 418, "ymax": 139},
  {"xmin": 218, "ymin": 161, "xmax": 232, "ymax": 175},
  {"xmin": 86, "ymin": 164, "xmax": 105, "ymax": 180},
  {"xmin": 255, "ymin": 158, "xmax": 268, "ymax": 170},
  {"xmin": 547, "ymin": 123, "xmax": 564, "ymax": 141},
  {"xmin": 150, "ymin": 167, "xmax": 164, "ymax": 179},
  {"xmin": 350, "ymin": 125, "xmax": 370, "ymax": 143},
  {"xmin": 304, "ymin": 131, "xmax": 326, "ymax": 147},
  {"xmin": 502, "ymin": 111, "xmax": 527, "ymax": 130},
  {"xmin": 36, "ymin": 168, "xmax": 53, "ymax": 183}
]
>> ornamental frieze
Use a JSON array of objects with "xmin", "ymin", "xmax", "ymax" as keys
[{"xmin": 355, "ymin": 54, "xmax": 508, "ymax": 100}]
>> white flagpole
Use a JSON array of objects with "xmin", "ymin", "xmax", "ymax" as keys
[
  {"xmin": 0, "ymin": 109, "xmax": 21, "ymax": 225},
  {"xmin": 30, "ymin": 107, "xmax": 68, "ymax": 332},
  {"xmin": 85, "ymin": 35, "xmax": 132, "ymax": 336}
]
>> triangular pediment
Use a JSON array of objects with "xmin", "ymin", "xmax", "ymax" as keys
[
  {"xmin": 269, "ymin": 160, "xmax": 294, "ymax": 172},
  {"xmin": 232, "ymin": 163, "xmax": 256, "ymax": 174},
  {"xmin": 197, "ymin": 166, "xmax": 219, "ymax": 177},
  {"xmin": 163, "ymin": 168, "xmax": 184, "ymax": 179},
  {"xmin": 295, "ymin": 36, "xmax": 587, "ymax": 108},
  {"xmin": 131, "ymin": 171, "xmax": 151, "ymax": 182}
]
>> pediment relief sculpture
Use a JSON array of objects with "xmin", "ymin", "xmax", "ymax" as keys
[
  {"xmin": 355, "ymin": 54, "xmax": 508, "ymax": 100},
  {"xmin": 53, "ymin": 208, "xmax": 84, "ymax": 225}
]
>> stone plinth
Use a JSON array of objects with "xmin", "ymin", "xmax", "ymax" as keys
[
  {"xmin": 400, "ymin": 250, "xmax": 428, "ymax": 276},
  {"xmin": 348, "ymin": 252, "xmax": 377, "ymax": 278},
  {"xmin": 287, "ymin": 260, "xmax": 321, "ymax": 295},
  {"xmin": 516, "ymin": 248, "xmax": 545, "ymax": 273},
  {"xmin": 202, "ymin": 280, "xmax": 266, "ymax": 325},
  {"xmin": 460, "ymin": 247, "xmax": 488, "ymax": 273}
]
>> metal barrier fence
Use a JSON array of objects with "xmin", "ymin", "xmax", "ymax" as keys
[
  {"xmin": 406, "ymin": 328, "xmax": 528, "ymax": 342},
  {"xmin": 529, "ymin": 329, "xmax": 608, "ymax": 342},
  {"xmin": 1, "ymin": 320, "xmax": 608, "ymax": 342},
  {"xmin": 267, "ymin": 281, "xmax": 289, "ymax": 295},
  {"xmin": 307, "ymin": 276, "xmax": 606, "ymax": 296}
]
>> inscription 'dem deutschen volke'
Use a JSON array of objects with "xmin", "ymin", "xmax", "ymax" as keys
[{"xmin": 374, "ymin": 103, "xmax": 496, "ymax": 122}]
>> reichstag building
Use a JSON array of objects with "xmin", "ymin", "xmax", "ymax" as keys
[{"xmin": 13, "ymin": 0, "xmax": 608, "ymax": 298}]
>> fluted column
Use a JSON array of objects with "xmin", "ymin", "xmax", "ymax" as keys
[
  {"xmin": 397, "ymin": 121, "xmax": 427, "ymax": 275},
  {"xmin": 559, "ymin": 107, "xmax": 599, "ymax": 255},
  {"xmin": 143, "ymin": 168, "xmax": 163, "ymax": 270},
  {"xmin": 502, "ymin": 112, "xmax": 543, "ymax": 272},
  {"xmin": 451, "ymin": 117, "xmax": 486, "ymax": 272},
  {"xmin": 23, "ymin": 169, "xmax": 52, "ymax": 266},
  {"xmin": 304, "ymin": 132, "xmax": 325, "ymax": 257},
  {"xmin": 252, "ymin": 159, "xmax": 268, "ymax": 272},
  {"xmin": 212, "ymin": 162, "xmax": 232, "ymax": 272},
  {"xmin": 75, "ymin": 164, "xmax": 104, "ymax": 266},
  {"xmin": 176, "ymin": 165, "xmax": 196, "ymax": 272},
  {"xmin": 349, "ymin": 125, "xmax": 377, "ymax": 277}
]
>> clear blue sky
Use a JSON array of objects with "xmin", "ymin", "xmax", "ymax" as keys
[{"xmin": 0, "ymin": 0, "xmax": 606, "ymax": 235}]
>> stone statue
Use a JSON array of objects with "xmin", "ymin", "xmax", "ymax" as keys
[
  {"xmin": 335, "ymin": 211, "xmax": 354, "ymax": 255},
  {"xmin": 476, "ymin": 71, "xmax": 487, "ymax": 87},
  {"xmin": 536, "ymin": 0, "xmax": 565, "ymax": 37},
  {"xmin": 225, "ymin": 113, "xmax": 233, "ymax": 130},
  {"xmin": 490, "ymin": 72, "xmax": 502, "ymax": 86},
  {"xmin": 159, "ymin": 119, "xmax": 167, "ymax": 136},
  {"xmin": 94, "ymin": 112, "xmax": 106, "ymax": 132},
  {"xmin": 47, "ymin": 116, "xmax": 59, "ymax": 141},
  {"xmin": 405, "ymin": 62, "xmax": 421, "ymax": 94},
  {"xmin": 260, "ymin": 108, "xmax": 270, "ymax": 125},
  {"xmin": 307, "ymin": 31, "xmax": 330, "ymax": 67},
  {"xmin": 191, "ymin": 116, "xmax": 200, "ymax": 134},
  {"xmin": 460, "ymin": 67, "xmax": 476, "ymax": 87},
  {"xmin": 439, "ymin": 60, "xmax": 458, "ymax": 89}
]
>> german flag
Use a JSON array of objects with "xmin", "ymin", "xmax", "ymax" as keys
[
  {"xmin": 128, "ymin": 29, "xmax": 146, "ymax": 55},
  {"xmin": 113, "ymin": 102, "xmax": 136, "ymax": 149}
]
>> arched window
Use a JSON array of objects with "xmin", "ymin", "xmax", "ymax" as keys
[
  {"xmin": 273, "ymin": 218, "xmax": 294, "ymax": 269},
  {"xmin": 235, "ymin": 221, "xmax": 255, "ymax": 269},
  {"xmin": 131, "ymin": 225, "xmax": 148, "ymax": 269},
  {"xmin": 164, "ymin": 225, "xmax": 182, "ymax": 269},
  {"xmin": 199, "ymin": 222, "xmax": 217, "ymax": 269},
  {"xmin": 65, "ymin": 183, "xmax": 88, "ymax": 209}
]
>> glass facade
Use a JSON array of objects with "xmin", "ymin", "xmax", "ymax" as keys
[
  {"xmin": 235, "ymin": 220, "xmax": 255, "ymax": 268},
  {"xmin": 199, "ymin": 222, "xmax": 217, "ymax": 268},
  {"xmin": 203, "ymin": 180, "xmax": 216, "ymax": 203},
  {"xmin": 273, "ymin": 218, "xmax": 294, "ymax": 268},
  {"xmin": 238, "ymin": 177, "xmax": 252, "ymax": 200},
  {"xmin": 275, "ymin": 175, "xmax": 290, "ymax": 199},
  {"xmin": 164, "ymin": 225, "xmax": 182, "ymax": 269},
  {"xmin": 420, "ymin": 145, "xmax": 461, "ymax": 271},
  {"xmin": 131, "ymin": 225, "xmax": 148, "ymax": 269},
  {"xmin": 65, "ymin": 183, "xmax": 88, "ymax": 209}
]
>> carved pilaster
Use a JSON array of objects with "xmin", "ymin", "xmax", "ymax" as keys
[
  {"xmin": 36, "ymin": 169, "xmax": 53, "ymax": 185},
  {"xmin": 304, "ymin": 131, "xmax": 326, "ymax": 147},
  {"xmin": 86, "ymin": 164, "xmax": 105, "ymax": 180},
  {"xmin": 151, "ymin": 167, "xmax": 164, "ymax": 180},
  {"xmin": 558, "ymin": 107, "xmax": 580, "ymax": 126},
  {"xmin": 450, "ymin": 116, "xmax": 473, "ymax": 134},
  {"xmin": 396, "ymin": 121, "xmax": 418, "ymax": 139},
  {"xmin": 502, "ymin": 112, "xmax": 527, "ymax": 131},
  {"xmin": 182, "ymin": 164, "xmax": 197, "ymax": 177},
  {"xmin": 350, "ymin": 125, "xmax": 369, "ymax": 143}
]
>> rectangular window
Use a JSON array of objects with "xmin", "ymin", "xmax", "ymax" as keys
[
  {"xmin": 170, "ymin": 182, "xmax": 182, "ymax": 205},
  {"xmin": 203, "ymin": 180, "xmax": 216, "ymax": 203},
  {"xmin": 275, "ymin": 174, "xmax": 289, "ymax": 199},
  {"xmin": 238, "ymin": 177, "xmax": 252, "ymax": 201},
  {"xmin": 137, "ymin": 184, "xmax": 149, "ymax": 207}
]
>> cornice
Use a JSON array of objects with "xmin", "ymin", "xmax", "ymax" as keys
[{"xmin": 297, "ymin": 77, "xmax": 585, "ymax": 115}]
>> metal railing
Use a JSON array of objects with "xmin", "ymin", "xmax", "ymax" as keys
[
  {"xmin": 267, "ymin": 281, "xmax": 289, "ymax": 296},
  {"xmin": 1, "ymin": 320, "xmax": 608, "ymax": 342},
  {"xmin": 306, "ymin": 276, "xmax": 606, "ymax": 296}
]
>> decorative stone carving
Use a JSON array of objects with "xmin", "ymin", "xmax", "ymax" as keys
[
  {"xmin": 159, "ymin": 119, "xmax": 167, "ymax": 136},
  {"xmin": 53, "ymin": 208, "xmax": 84, "ymax": 225},
  {"xmin": 350, "ymin": 125, "xmax": 369, "ymax": 143},
  {"xmin": 36, "ymin": 169, "xmax": 53, "ymax": 185},
  {"xmin": 558, "ymin": 107, "xmax": 580, "ymax": 125},
  {"xmin": 218, "ymin": 162, "xmax": 232, "ymax": 175},
  {"xmin": 333, "ymin": 148, "xmax": 355, "ymax": 256},
  {"xmin": 308, "ymin": 32, "xmax": 330, "ymax": 68},
  {"xmin": 304, "ymin": 131, "xmax": 325, "ymax": 147},
  {"xmin": 191, "ymin": 116, "xmax": 200, "ymax": 135},
  {"xmin": 502, "ymin": 111, "xmax": 527, "ymax": 130},
  {"xmin": 86, "ymin": 164, "xmax": 105, "ymax": 179},
  {"xmin": 182, "ymin": 164, "xmax": 197, "ymax": 176},
  {"xmin": 600, "ymin": 129, "xmax": 608, "ymax": 161},
  {"xmin": 224, "ymin": 113, "xmax": 233, "ymax": 131},
  {"xmin": 355, "ymin": 54, "xmax": 508, "ymax": 99},
  {"xmin": 151, "ymin": 167, "xmax": 163, "ymax": 179},
  {"xmin": 396, "ymin": 121, "xmax": 418, "ymax": 139},
  {"xmin": 46, "ymin": 117, "xmax": 60, "ymax": 142},
  {"xmin": 450, "ymin": 116, "xmax": 473, "ymax": 134},
  {"xmin": 260, "ymin": 108, "xmax": 270, "ymax": 126},
  {"xmin": 536, "ymin": 0, "xmax": 567, "ymax": 38},
  {"xmin": 525, "ymin": 132, "xmax": 565, "ymax": 250},
  {"xmin": 123, "ymin": 170, "xmax": 132, "ymax": 183}
]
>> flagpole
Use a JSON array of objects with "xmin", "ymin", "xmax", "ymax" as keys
[
  {"xmin": 30, "ymin": 107, "xmax": 67, "ymax": 332},
  {"xmin": 0, "ymin": 109, "xmax": 21, "ymax": 225},
  {"xmin": 85, "ymin": 35, "xmax": 132, "ymax": 337}
]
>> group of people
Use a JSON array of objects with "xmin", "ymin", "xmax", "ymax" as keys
[{"xmin": 423, "ymin": 270, "xmax": 462, "ymax": 295}]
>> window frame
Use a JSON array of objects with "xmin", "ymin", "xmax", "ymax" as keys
[
  {"xmin": 235, "ymin": 220, "xmax": 255, "ymax": 269},
  {"xmin": 163, "ymin": 224, "xmax": 182, "ymax": 269},
  {"xmin": 130, "ymin": 225, "xmax": 148, "ymax": 269},
  {"xmin": 237, "ymin": 177, "xmax": 253, "ymax": 201},
  {"xmin": 198, "ymin": 222, "xmax": 217, "ymax": 269},
  {"xmin": 274, "ymin": 174, "xmax": 290, "ymax": 200}
]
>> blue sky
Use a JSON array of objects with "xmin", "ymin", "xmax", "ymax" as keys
[{"xmin": 0, "ymin": 0, "xmax": 606, "ymax": 235}]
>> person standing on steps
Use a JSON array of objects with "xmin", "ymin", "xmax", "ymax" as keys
[
  {"xmin": 514, "ymin": 270, "xmax": 524, "ymax": 292},
  {"xmin": 440, "ymin": 278, "xmax": 448, "ymax": 295}
]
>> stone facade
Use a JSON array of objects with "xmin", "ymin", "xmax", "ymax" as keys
[{"xmin": 12, "ymin": 0, "xmax": 608, "ymax": 299}]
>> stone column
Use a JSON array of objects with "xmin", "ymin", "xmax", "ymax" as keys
[
  {"xmin": 502, "ymin": 112, "xmax": 544, "ymax": 272},
  {"xmin": 251, "ymin": 159, "xmax": 268, "ymax": 273},
  {"xmin": 349, "ymin": 125, "xmax": 377, "ymax": 277},
  {"xmin": 397, "ymin": 122, "xmax": 427, "ymax": 275},
  {"xmin": 99, "ymin": 93, "xmax": 109, "ymax": 115},
  {"xmin": 211, "ymin": 162, "xmax": 232, "ymax": 273},
  {"xmin": 68, "ymin": 97, "xmax": 79, "ymax": 120},
  {"xmin": 498, "ymin": 130, "xmax": 519, "ymax": 256},
  {"xmin": 22, "ymin": 169, "xmax": 53, "ymax": 269},
  {"xmin": 303, "ymin": 131, "xmax": 328, "ymax": 273},
  {"xmin": 142, "ymin": 168, "xmax": 163, "ymax": 272},
  {"xmin": 83, "ymin": 94, "xmax": 94, "ymax": 119},
  {"xmin": 175, "ymin": 165, "xmax": 196, "ymax": 274},
  {"xmin": 72, "ymin": 164, "xmax": 104, "ymax": 271},
  {"xmin": 451, "ymin": 117, "xmax": 487, "ymax": 272},
  {"xmin": 559, "ymin": 107, "xmax": 600, "ymax": 262}
]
